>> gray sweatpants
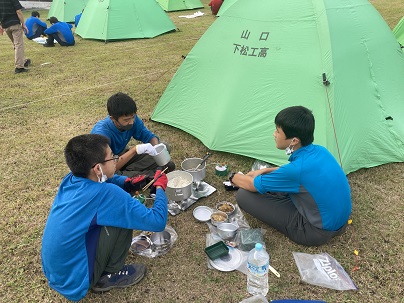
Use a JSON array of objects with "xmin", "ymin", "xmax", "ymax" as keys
[
  {"xmin": 236, "ymin": 189, "xmax": 346, "ymax": 246},
  {"xmin": 91, "ymin": 226, "xmax": 132, "ymax": 287}
]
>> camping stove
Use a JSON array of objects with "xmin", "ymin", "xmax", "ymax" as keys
[{"xmin": 167, "ymin": 181, "xmax": 216, "ymax": 216}]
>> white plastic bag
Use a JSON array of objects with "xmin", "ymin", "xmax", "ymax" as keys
[{"xmin": 292, "ymin": 252, "xmax": 358, "ymax": 291}]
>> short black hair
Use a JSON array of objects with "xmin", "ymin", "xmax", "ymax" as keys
[
  {"xmin": 64, "ymin": 134, "xmax": 110, "ymax": 177},
  {"xmin": 49, "ymin": 16, "xmax": 59, "ymax": 24},
  {"xmin": 274, "ymin": 106, "xmax": 315, "ymax": 146},
  {"xmin": 107, "ymin": 92, "xmax": 137, "ymax": 120},
  {"xmin": 32, "ymin": 11, "xmax": 40, "ymax": 17}
]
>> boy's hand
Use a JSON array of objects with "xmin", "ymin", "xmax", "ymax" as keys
[
  {"xmin": 151, "ymin": 170, "xmax": 168, "ymax": 191},
  {"xmin": 124, "ymin": 175, "xmax": 148, "ymax": 193},
  {"xmin": 136, "ymin": 143, "xmax": 157, "ymax": 156}
]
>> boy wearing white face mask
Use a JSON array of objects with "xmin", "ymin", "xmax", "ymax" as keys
[
  {"xmin": 230, "ymin": 106, "xmax": 352, "ymax": 246},
  {"xmin": 41, "ymin": 134, "xmax": 168, "ymax": 301}
]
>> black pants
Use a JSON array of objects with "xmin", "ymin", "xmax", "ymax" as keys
[
  {"xmin": 236, "ymin": 189, "xmax": 346, "ymax": 246},
  {"xmin": 29, "ymin": 25, "xmax": 45, "ymax": 39},
  {"xmin": 117, "ymin": 146, "xmax": 175, "ymax": 178},
  {"xmin": 46, "ymin": 33, "xmax": 74, "ymax": 46},
  {"xmin": 91, "ymin": 226, "xmax": 132, "ymax": 287}
]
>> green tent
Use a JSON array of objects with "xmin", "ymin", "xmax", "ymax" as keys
[
  {"xmin": 47, "ymin": 0, "xmax": 87, "ymax": 23},
  {"xmin": 75, "ymin": 0, "xmax": 177, "ymax": 41},
  {"xmin": 393, "ymin": 16, "xmax": 404, "ymax": 46},
  {"xmin": 151, "ymin": 0, "xmax": 404, "ymax": 174},
  {"xmin": 157, "ymin": 0, "xmax": 203, "ymax": 12},
  {"xmin": 217, "ymin": 0, "xmax": 237, "ymax": 16}
]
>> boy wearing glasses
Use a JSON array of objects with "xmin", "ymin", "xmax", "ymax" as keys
[
  {"xmin": 91, "ymin": 92, "xmax": 175, "ymax": 178},
  {"xmin": 41, "ymin": 134, "xmax": 168, "ymax": 301}
]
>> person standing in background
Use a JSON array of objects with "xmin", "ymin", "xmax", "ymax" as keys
[{"xmin": 0, "ymin": 0, "xmax": 31, "ymax": 73}]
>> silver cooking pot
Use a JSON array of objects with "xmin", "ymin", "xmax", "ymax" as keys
[
  {"xmin": 152, "ymin": 143, "xmax": 171, "ymax": 166},
  {"xmin": 165, "ymin": 171, "xmax": 193, "ymax": 201},
  {"xmin": 181, "ymin": 158, "xmax": 206, "ymax": 182}
]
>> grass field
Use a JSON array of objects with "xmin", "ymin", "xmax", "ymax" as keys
[{"xmin": 0, "ymin": 0, "xmax": 403, "ymax": 302}]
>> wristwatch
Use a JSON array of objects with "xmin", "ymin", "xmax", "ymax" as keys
[{"xmin": 228, "ymin": 172, "xmax": 236, "ymax": 184}]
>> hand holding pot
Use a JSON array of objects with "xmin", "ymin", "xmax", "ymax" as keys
[{"xmin": 136, "ymin": 143, "xmax": 157, "ymax": 156}]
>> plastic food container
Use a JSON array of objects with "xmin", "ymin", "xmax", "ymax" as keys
[{"xmin": 204, "ymin": 241, "xmax": 229, "ymax": 260}]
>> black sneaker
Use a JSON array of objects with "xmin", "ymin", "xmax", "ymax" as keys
[
  {"xmin": 24, "ymin": 58, "xmax": 31, "ymax": 68},
  {"xmin": 92, "ymin": 264, "xmax": 147, "ymax": 293},
  {"xmin": 43, "ymin": 43, "xmax": 55, "ymax": 47},
  {"xmin": 15, "ymin": 68, "xmax": 28, "ymax": 74}
]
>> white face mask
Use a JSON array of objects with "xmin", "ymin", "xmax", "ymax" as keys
[
  {"xmin": 285, "ymin": 144, "xmax": 294, "ymax": 156},
  {"xmin": 97, "ymin": 165, "xmax": 108, "ymax": 183}
]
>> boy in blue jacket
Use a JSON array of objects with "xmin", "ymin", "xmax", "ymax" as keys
[
  {"xmin": 41, "ymin": 134, "xmax": 168, "ymax": 301},
  {"xmin": 43, "ymin": 16, "xmax": 74, "ymax": 47},
  {"xmin": 25, "ymin": 11, "xmax": 47, "ymax": 39},
  {"xmin": 232, "ymin": 106, "xmax": 352, "ymax": 246}
]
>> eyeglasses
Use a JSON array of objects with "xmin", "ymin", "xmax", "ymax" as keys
[{"xmin": 92, "ymin": 155, "xmax": 119, "ymax": 168}]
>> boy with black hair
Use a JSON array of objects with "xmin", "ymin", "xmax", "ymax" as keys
[
  {"xmin": 231, "ymin": 106, "xmax": 352, "ymax": 246},
  {"xmin": 91, "ymin": 92, "xmax": 175, "ymax": 178},
  {"xmin": 25, "ymin": 11, "xmax": 47, "ymax": 39},
  {"xmin": 41, "ymin": 134, "xmax": 168, "ymax": 301},
  {"xmin": 43, "ymin": 16, "xmax": 75, "ymax": 47}
]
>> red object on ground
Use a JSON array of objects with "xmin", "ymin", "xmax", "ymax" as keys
[{"xmin": 209, "ymin": 0, "xmax": 224, "ymax": 15}]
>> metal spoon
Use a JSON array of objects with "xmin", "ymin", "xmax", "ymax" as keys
[{"xmin": 193, "ymin": 152, "xmax": 212, "ymax": 171}]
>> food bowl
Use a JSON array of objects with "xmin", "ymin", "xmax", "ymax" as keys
[
  {"xmin": 210, "ymin": 211, "xmax": 228, "ymax": 226},
  {"xmin": 193, "ymin": 206, "xmax": 213, "ymax": 222},
  {"xmin": 215, "ymin": 201, "xmax": 235, "ymax": 217},
  {"xmin": 216, "ymin": 222, "xmax": 239, "ymax": 240}
]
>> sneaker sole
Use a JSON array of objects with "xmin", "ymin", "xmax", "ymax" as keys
[{"xmin": 92, "ymin": 267, "xmax": 147, "ymax": 293}]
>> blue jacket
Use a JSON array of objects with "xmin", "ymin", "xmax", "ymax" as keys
[
  {"xmin": 44, "ymin": 22, "xmax": 75, "ymax": 45},
  {"xmin": 254, "ymin": 144, "xmax": 352, "ymax": 231},
  {"xmin": 25, "ymin": 16, "xmax": 47, "ymax": 38},
  {"xmin": 41, "ymin": 173, "xmax": 168, "ymax": 301},
  {"xmin": 91, "ymin": 116, "xmax": 157, "ymax": 154}
]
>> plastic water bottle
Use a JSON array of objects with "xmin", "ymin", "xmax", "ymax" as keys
[{"xmin": 247, "ymin": 243, "xmax": 269, "ymax": 296}]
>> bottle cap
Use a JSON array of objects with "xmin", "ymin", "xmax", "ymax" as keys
[{"xmin": 255, "ymin": 243, "xmax": 263, "ymax": 250}]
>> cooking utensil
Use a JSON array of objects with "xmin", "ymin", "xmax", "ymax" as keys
[
  {"xmin": 181, "ymin": 157, "xmax": 206, "ymax": 182},
  {"xmin": 165, "ymin": 170, "xmax": 193, "ymax": 201},
  {"xmin": 193, "ymin": 152, "xmax": 211, "ymax": 171},
  {"xmin": 216, "ymin": 222, "xmax": 238, "ymax": 240},
  {"xmin": 268, "ymin": 264, "xmax": 281, "ymax": 278},
  {"xmin": 142, "ymin": 167, "xmax": 168, "ymax": 191},
  {"xmin": 152, "ymin": 143, "xmax": 171, "ymax": 166}
]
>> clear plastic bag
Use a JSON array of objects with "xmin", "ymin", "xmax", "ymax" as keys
[
  {"xmin": 292, "ymin": 252, "xmax": 358, "ymax": 291},
  {"xmin": 251, "ymin": 160, "xmax": 276, "ymax": 171}
]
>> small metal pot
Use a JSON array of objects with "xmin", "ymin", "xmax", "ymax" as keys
[
  {"xmin": 181, "ymin": 158, "xmax": 206, "ymax": 182},
  {"xmin": 130, "ymin": 235, "xmax": 152, "ymax": 254},
  {"xmin": 217, "ymin": 222, "xmax": 239, "ymax": 240},
  {"xmin": 152, "ymin": 144, "xmax": 171, "ymax": 166},
  {"xmin": 166, "ymin": 171, "xmax": 193, "ymax": 201},
  {"xmin": 150, "ymin": 231, "xmax": 171, "ymax": 252}
]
